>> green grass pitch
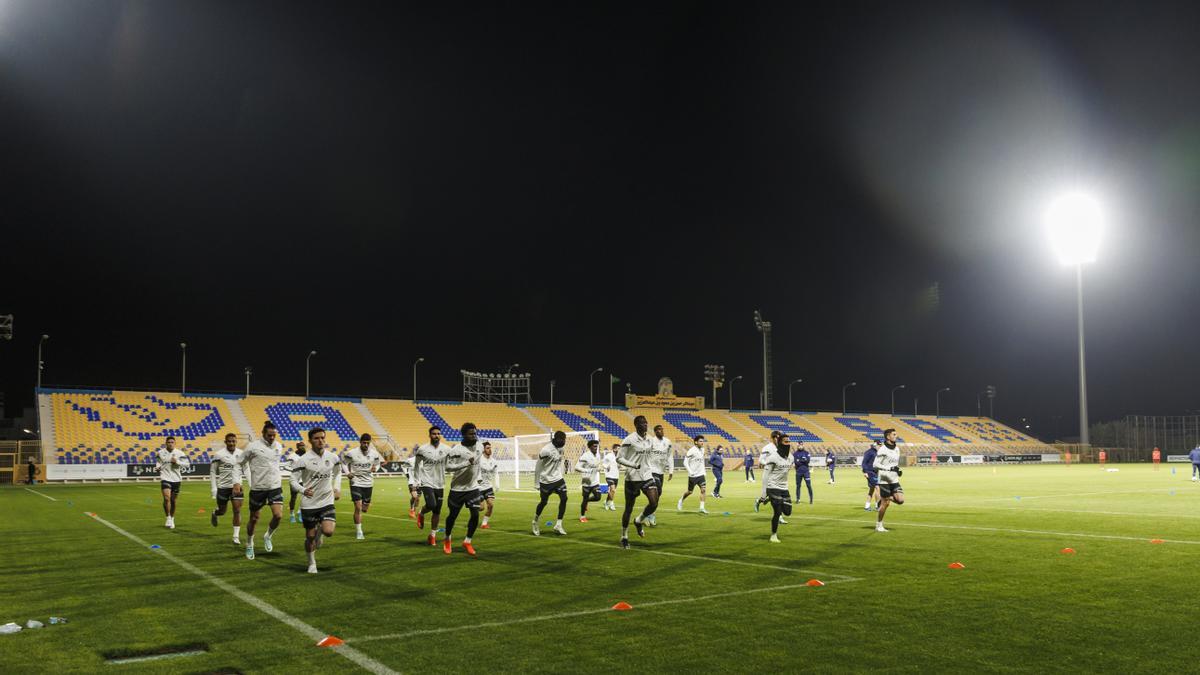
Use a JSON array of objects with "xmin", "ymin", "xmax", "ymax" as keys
[{"xmin": 2, "ymin": 463, "xmax": 1197, "ymax": 673}]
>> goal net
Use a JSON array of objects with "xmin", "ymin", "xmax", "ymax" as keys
[{"xmin": 489, "ymin": 430, "xmax": 600, "ymax": 490}]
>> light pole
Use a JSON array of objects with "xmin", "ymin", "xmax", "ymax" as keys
[
  {"xmin": 936, "ymin": 387, "xmax": 950, "ymax": 417},
  {"xmin": 180, "ymin": 342, "xmax": 187, "ymax": 394},
  {"xmin": 977, "ymin": 391, "xmax": 983, "ymax": 417},
  {"xmin": 36, "ymin": 334, "xmax": 49, "ymax": 391},
  {"xmin": 842, "ymin": 381, "xmax": 857, "ymax": 415},
  {"xmin": 754, "ymin": 311, "xmax": 774, "ymax": 409},
  {"xmin": 505, "ymin": 363, "xmax": 520, "ymax": 375},
  {"xmin": 244, "ymin": 367, "xmax": 252, "ymax": 397},
  {"xmin": 589, "ymin": 367, "xmax": 603, "ymax": 407},
  {"xmin": 1046, "ymin": 191, "xmax": 1103, "ymax": 446},
  {"xmin": 305, "ymin": 350, "xmax": 317, "ymax": 398},
  {"xmin": 729, "ymin": 375, "xmax": 743, "ymax": 410},
  {"xmin": 890, "ymin": 384, "xmax": 906, "ymax": 416},
  {"xmin": 913, "ymin": 397, "xmax": 919, "ymax": 416},
  {"xmin": 413, "ymin": 357, "xmax": 425, "ymax": 402},
  {"xmin": 609, "ymin": 374, "xmax": 616, "ymax": 407},
  {"xmin": 550, "ymin": 380, "xmax": 556, "ymax": 407},
  {"xmin": 788, "ymin": 378, "xmax": 803, "ymax": 412}
]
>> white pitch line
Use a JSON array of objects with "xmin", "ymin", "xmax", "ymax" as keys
[
  {"xmin": 783, "ymin": 514, "xmax": 1200, "ymax": 545},
  {"xmin": 347, "ymin": 580, "xmax": 849, "ymax": 643},
  {"xmin": 369, "ymin": 512, "xmax": 859, "ymax": 580},
  {"xmin": 86, "ymin": 513, "xmax": 399, "ymax": 675},
  {"xmin": 24, "ymin": 488, "xmax": 58, "ymax": 501}
]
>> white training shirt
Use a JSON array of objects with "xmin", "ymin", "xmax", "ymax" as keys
[
  {"xmin": 603, "ymin": 451, "xmax": 620, "ymax": 480},
  {"xmin": 684, "ymin": 446, "xmax": 705, "ymax": 478},
  {"xmin": 445, "ymin": 442, "xmax": 482, "ymax": 492},
  {"xmin": 618, "ymin": 432, "xmax": 654, "ymax": 482},
  {"xmin": 576, "ymin": 450, "xmax": 602, "ymax": 487},
  {"xmin": 873, "ymin": 443, "xmax": 902, "ymax": 484},
  {"xmin": 210, "ymin": 447, "xmax": 244, "ymax": 491},
  {"xmin": 761, "ymin": 448, "xmax": 792, "ymax": 491},
  {"xmin": 414, "ymin": 442, "xmax": 448, "ymax": 489},
  {"xmin": 240, "ymin": 438, "xmax": 284, "ymax": 490},
  {"xmin": 759, "ymin": 442, "xmax": 777, "ymax": 466},
  {"xmin": 289, "ymin": 450, "xmax": 342, "ymax": 510},
  {"xmin": 534, "ymin": 443, "xmax": 566, "ymax": 485},
  {"xmin": 478, "ymin": 454, "xmax": 498, "ymax": 491},
  {"xmin": 155, "ymin": 447, "xmax": 191, "ymax": 482},
  {"xmin": 648, "ymin": 435, "xmax": 674, "ymax": 475},
  {"xmin": 342, "ymin": 446, "xmax": 384, "ymax": 488}
]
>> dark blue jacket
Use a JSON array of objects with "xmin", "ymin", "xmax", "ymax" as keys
[
  {"xmin": 793, "ymin": 449, "xmax": 811, "ymax": 474},
  {"xmin": 709, "ymin": 452, "xmax": 724, "ymax": 472},
  {"xmin": 744, "ymin": 453, "xmax": 754, "ymax": 468},
  {"xmin": 862, "ymin": 447, "xmax": 878, "ymax": 474}
]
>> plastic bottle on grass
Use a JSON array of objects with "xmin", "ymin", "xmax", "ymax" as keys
[
  {"xmin": 26, "ymin": 620, "xmax": 43, "ymax": 629},
  {"xmin": 49, "ymin": 617, "xmax": 68, "ymax": 625},
  {"xmin": 0, "ymin": 623, "xmax": 21, "ymax": 634}
]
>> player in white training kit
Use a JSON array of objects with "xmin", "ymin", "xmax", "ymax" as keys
[
  {"xmin": 602, "ymin": 444, "xmax": 621, "ymax": 511},
  {"xmin": 210, "ymin": 432, "xmax": 245, "ymax": 543},
  {"xmin": 762, "ymin": 433, "xmax": 795, "ymax": 543},
  {"xmin": 645, "ymin": 425, "xmax": 673, "ymax": 526},
  {"xmin": 402, "ymin": 450, "xmax": 421, "ymax": 519},
  {"xmin": 754, "ymin": 431, "xmax": 782, "ymax": 515},
  {"xmin": 617, "ymin": 415, "xmax": 660, "ymax": 549},
  {"xmin": 290, "ymin": 427, "xmax": 342, "ymax": 573},
  {"xmin": 576, "ymin": 439, "xmax": 604, "ymax": 522},
  {"xmin": 414, "ymin": 426, "xmax": 448, "ymax": 546},
  {"xmin": 532, "ymin": 431, "xmax": 570, "ymax": 536},
  {"xmin": 478, "ymin": 441, "xmax": 498, "ymax": 529},
  {"xmin": 154, "ymin": 435, "xmax": 191, "ymax": 529},
  {"xmin": 239, "ymin": 420, "xmax": 285, "ymax": 560},
  {"xmin": 677, "ymin": 435, "xmax": 709, "ymax": 514},
  {"xmin": 442, "ymin": 422, "xmax": 484, "ymax": 556},
  {"xmin": 287, "ymin": 441, "xmax": 307, "ymax": 524},
  {"xmin": 873, "ymin": 428, "xmax": 906, "ymax": 532},
  {"xmin": 342, "ymin": 433, "xmax": 386, "ymax": 540}
]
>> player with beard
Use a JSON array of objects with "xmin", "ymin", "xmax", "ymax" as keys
[
  {"xmin": 616, "ymin": 416, "xmax": 658, "ymax": 549},
  {"xmin": 873, "ymin": 429, "xmax": 905, "ymax": 532},
  {"xmin": 531, "ymin": 431, "xmax": 570, "ymax": 536},
  {"xmin": 762, "ymin": 433, "xmax": 795, "ymax": 543},
  {"xmin": 443, "ymin": 423, "xmax": 484, "ymax": 556}
]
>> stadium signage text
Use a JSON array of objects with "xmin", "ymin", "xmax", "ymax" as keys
[{"xmin": 625, "ymin": 394, "xmax": 705, "ymax": 410}]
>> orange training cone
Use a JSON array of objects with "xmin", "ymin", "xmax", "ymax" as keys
[
  {"xmin": 197, "ymin": 508, "xmax": 206, "ymax": 514},
  {"xmin": 317, "ymin": 636, "xmax": 345, "ymax": 648},
  {"xmin": 806, "ymin": 579, "xmax": 825, "ymax": 587},
  {"xmin": 611, "ymin": 602, "xmax": 633, "ymax": 611},
  {"xmin": 948, "ymin": 562, "xmax": 966, "ymax": 569},
  {"xmin": 1150, "ymin": 539, "xmax": 1165, "ymax": 544},
  {"xmin": 1060, "ymin": 548, "xmax": 1076, "ymax": 554}
]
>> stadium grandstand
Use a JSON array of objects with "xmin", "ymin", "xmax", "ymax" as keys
[{"xmin": 38, "ymin": 387, "xmax": 1051, "ymax": 474}]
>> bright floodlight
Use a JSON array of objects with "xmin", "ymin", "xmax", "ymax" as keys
[{"xmin": 1045, "ymin": 192, "xmax": 1103, "ymax": 265}]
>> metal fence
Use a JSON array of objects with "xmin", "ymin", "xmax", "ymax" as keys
[
  {"xmin": 0, "ymin": 440, "xmax": 43, "ymax": 485},
  {"xmin": 1119, "ymin": 415, "xmax": 1200, "ymax": 454}
]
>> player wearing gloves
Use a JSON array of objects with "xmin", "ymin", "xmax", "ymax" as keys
[
  {"xmin": 763, "ymin": 434, "xmax": 795, "ymax": 543},
  {"xmin": 872, "ymin": 428, "xmax": 905, "ymax": 532}
]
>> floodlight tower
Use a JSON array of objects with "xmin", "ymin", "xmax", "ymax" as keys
[
  {"xmin": 753, "ymin": 311, "xmax": 774, "ymax": 410},
  {"xmin": 1045, "ymin": 192, "xmax": 1103, "ymax": 446},
  {"xmin": 704, "ymin": 364, "xmax": 726, "ymax": 409}
]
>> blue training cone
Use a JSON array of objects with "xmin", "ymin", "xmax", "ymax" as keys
[
  {"xmin": 149, "ymin": 545, "xmax": 161, "ymax": 549},
  {"xmin": 545, "ymin": 521, "xmax": 553, "ymax": 527},
  {"xmin": 1015, "ymin": 496, "xmax": 1021, "ymax": 500},
  {"xmin": 1171, "ymin": 467, "xmax": 1176, "ymax": 475},
  {"xmin": 723, "ymin": 511, "xmax": 731, "ymax": 516}
]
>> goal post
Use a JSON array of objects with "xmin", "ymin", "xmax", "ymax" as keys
[{"xmin": 490, "ymin": 429, "xmax": 599, "ymax": 490}]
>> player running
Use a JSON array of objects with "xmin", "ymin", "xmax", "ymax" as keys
[
  {"xmin": 342, "ymin": 433, "xmax": 385, "ymax": 540},
  {"xmin": 287, "ymin": 441, "xmax": 307, "ymax": 524},
  {"xmin": 873, "ymin": 428, "xmax": 905, "ymax": 532},
  {"xmin": 825, "ymin": 449, "xmax": 837, "ymax": 484},
  {"xmin": 602, "ymin": 444, "xmax": 621, "ymax": 511},
  {"xmin": 239, "ymin": 420, "xmax": 285, "ymax": 560},
  {"xmin": 154, "ymin": 435, "xmax": 190, "ymax": 529},
  {"xmin": 210, "ymin": 433, "xmax": 245, "ymax": 544},
  {"xmin": 677, "ymin": 435, "xmax": 709, "ymax": 513},
  {"xmin": 479, "ymin": 441, "xmax": 498, "ymax": 529},
  {"xmin": 415, "ymin": 426, "xmax": 448, "ymax": 546},
  {"xmin": 442, "ymin": 423, "xmax": 484, "ymax": 556},
  {"xmin": 576, "ymin": 439, "xmax": 603, "ymax": 522},
  {"xmin": 617, "ymin": 415, "xmax": 658, "ymax": 549},
  {"xmin": 861, "ymin": 440, "xmax": 881, "ymax": 510},
  {"xmin": 289, "ymin": 427, "xmax": 342, "ymax": 573},
  {"xmin": 792, "ymin": 441, "xmax": 813, "ymax": 505},
  {"xmin": 754, "ymin": 431, "xmax": 782, "ymax": 513},
  {"xmin": 763, "ymin": 433, "xmax": 795, "ymax": 543},
  {"xmin": 402, "ymin": 448, "xmax": 421, "ymax": 518},
  {"xmin": 645, "ymin": 425, "xmax": 673, "ymax": 526},
  {"xmin": 532, "ymin": 431, "xmax": 570, "ymax": 536}
]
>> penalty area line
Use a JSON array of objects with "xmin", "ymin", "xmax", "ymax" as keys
[
  {"xmin": 84, "ymin": 512, "xmax": 399, "ymax": 675},
  {"xmin": 346, "ymin": 580, "xmax": 854, "ymax": 643},
  {"xmin": 24, "ymin": 487, "xmax": 58, "ymax": 501}
]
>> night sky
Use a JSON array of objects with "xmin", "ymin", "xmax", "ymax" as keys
[{"xmin": 2, "ymin": 1, "xmax": 1199, "ymax": 439}]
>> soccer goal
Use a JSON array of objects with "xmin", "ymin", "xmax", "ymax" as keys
[{"xmin": 489, "ymin": 430, "xmax": 599, "ymax": 490}]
